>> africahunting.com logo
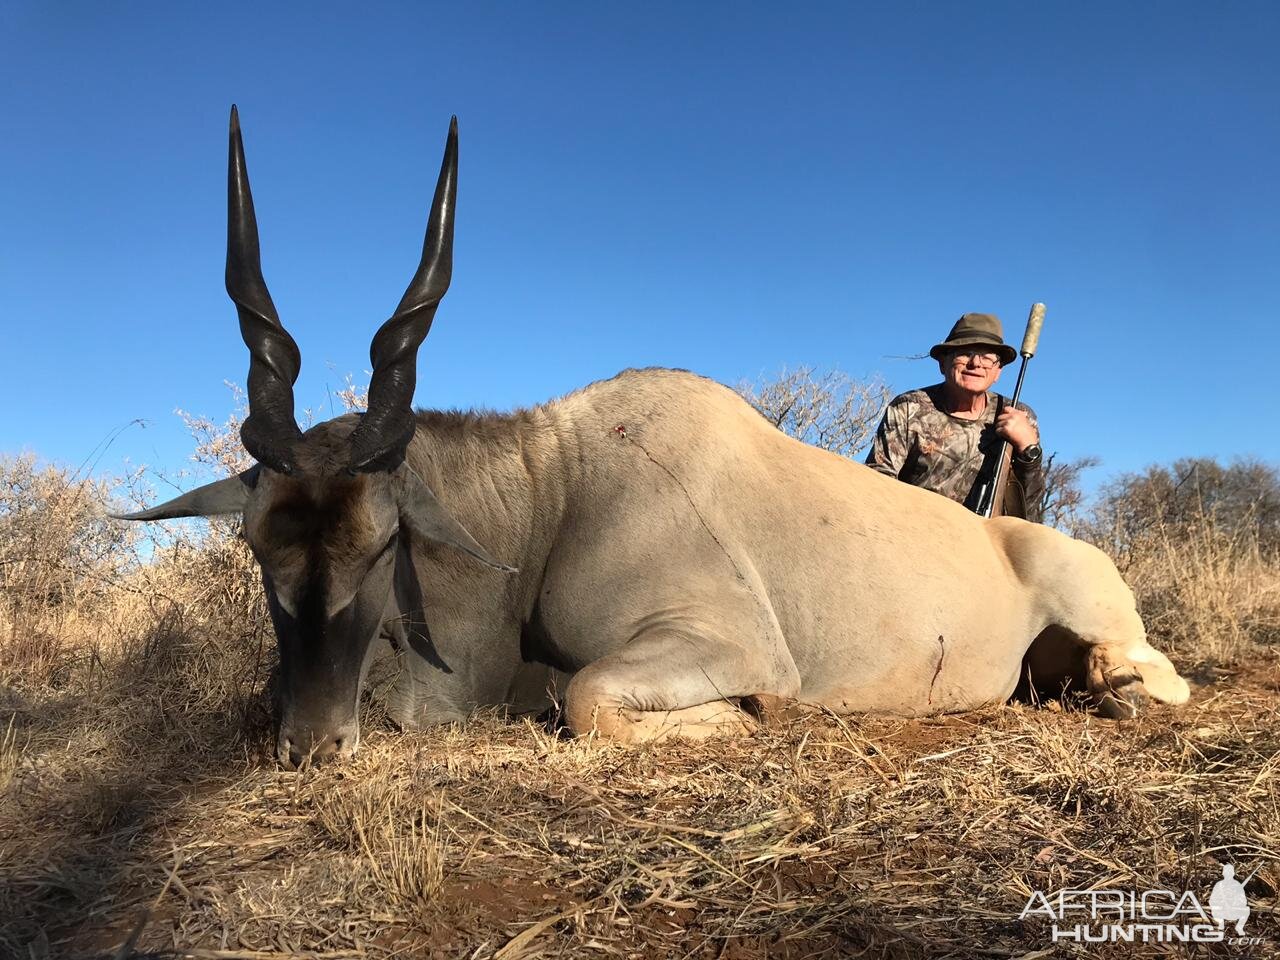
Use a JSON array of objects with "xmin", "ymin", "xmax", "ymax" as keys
[{"xmin": 1020, "ymin": 864, "xmax": 1264, "ymax": 945}]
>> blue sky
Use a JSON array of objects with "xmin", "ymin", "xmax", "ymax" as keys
[{"xmin": 3, "ymin": 2, "xmax": 1277, "ymax": 488}]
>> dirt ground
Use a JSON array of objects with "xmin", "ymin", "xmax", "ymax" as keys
[{"xmin": 3, "ymin": 645, "xmax": 1277, "ymax": 960}]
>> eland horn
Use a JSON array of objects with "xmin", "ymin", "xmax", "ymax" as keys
[
  {"xmin": 227, "ymin": 105, "xmax": 303, "ymax": 474},
  {"xmin": 347, "ymin": 117, "xmax": 458, "ymax": 473}
]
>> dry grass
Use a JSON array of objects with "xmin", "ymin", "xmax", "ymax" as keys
[
  {"xmin": 2, "ymin": 453, "xmax": 1278, "ymax": 959},
  {"xmin": 1114, "ymin": 519, "xmax": 1279, "ymax": 665}
]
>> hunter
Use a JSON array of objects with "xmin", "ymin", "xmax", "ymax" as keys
[{"xmin": 866, "ymin": 312, "xmax": 1045, "ymax": 521}]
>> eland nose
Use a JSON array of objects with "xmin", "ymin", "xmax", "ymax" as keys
[{"xmin": 277, "ymin": 730, "xmax": 356, "ymax": 769}]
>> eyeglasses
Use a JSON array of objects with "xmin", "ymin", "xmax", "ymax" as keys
[{"xmin": 948, "ymin": 349, "xmax": 1002, "ymax": 367}]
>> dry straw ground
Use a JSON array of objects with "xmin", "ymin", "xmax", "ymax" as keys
[{"xmin": 2, "ymin": 386, "xmax": 1279, "ymax": 959}]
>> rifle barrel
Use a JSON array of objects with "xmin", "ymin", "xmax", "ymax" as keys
[{"xmin": 974, "ymin": 303, "xmax": 1045, "ymax": 519}]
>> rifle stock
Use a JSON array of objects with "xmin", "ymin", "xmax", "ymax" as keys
[
  {"xmin": 973, "ymin": 402, "xmax": 1013, "ymax": 519},
  {"xmin": 989, "ymin": 451, "xmax": 1012, "ymax": 518}
]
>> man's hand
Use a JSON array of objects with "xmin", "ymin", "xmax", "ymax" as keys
[{"xmin": 995, "ymin": 406, "xmax": 1038, "ymax": 452}]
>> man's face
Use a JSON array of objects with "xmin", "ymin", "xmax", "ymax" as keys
[{"xmin": 941, "ymin": 346, "xmax": 1003, "ymax": 395}]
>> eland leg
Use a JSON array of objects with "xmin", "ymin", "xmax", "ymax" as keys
[
  {"xmin": 564, "ymin": 627, "xmax": 797, "ymax": 743},
  {"xmin": 1057, "ymin": 572, "xmax": 1190, "ymax": 717},
  {"xmin": 1019, "ymin": 623, "xmax": 1189, "ymax": 717},
  {"xmin": 1086, "ymin": 635, "xmax": 1190, "ymax": 718},
  {"xmin": 999, "ymin": 520, "xmax": 1192, "ymax": 717}
]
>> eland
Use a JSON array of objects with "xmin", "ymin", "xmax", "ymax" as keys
[{"xmin": 115, "ymin": 109, "xmax": 1190, "ymax": 766}]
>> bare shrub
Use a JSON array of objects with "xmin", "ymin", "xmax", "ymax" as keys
[
  {"xmin": 737, "ymin": 366, "xmax": 890, "ymax": 460},
  {"xmin": 0, "ymin": 455, "xmax": 135, "ymax": 604},
  {"xmin": 0, "ymin": 455, "xmax": 140, "ymax": 685},
  {"xmin": 1082, "ymin": 458, "xmax": 1280, "ymax": 664},
  {"xmin": 1039, "ymin": 453, "xmax": 1100, "ymax": 536},
  {"xmin": 1090, "ymin": 457, "xmax": 1280, "ymax": 560},
  {"xmin": 334, "ymin": 372, "xmax": 370, "ymax": 413}
]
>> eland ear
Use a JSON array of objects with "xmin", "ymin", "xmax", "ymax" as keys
[
  {"xmin": 111, "ymin": 466, "xmax": 260, "ymax": 521},
  {"xmin": 395, "ymin": 467, "xmax": 517, "ymax": 574}
]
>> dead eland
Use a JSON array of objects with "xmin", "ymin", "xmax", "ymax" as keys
[{"xmin": 114, "ymin": 109, "xmax": 1190, "ymax": 767}]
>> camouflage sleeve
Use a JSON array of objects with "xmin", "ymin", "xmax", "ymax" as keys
[
  {"xmin": 864, "ymin": 399, "xmax": 910, "ymax": 478},
  {"xmin": 1012, "ymin": 403, "xmax": 1045, "ymax": 523},
  {"xmin": 1013, "ymin": 456, "xmax": 1046, "ymax": 523}
]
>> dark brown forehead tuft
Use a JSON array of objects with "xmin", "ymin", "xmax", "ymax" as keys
[
  {"xmin": 292, "ymin": 415, "xmax": 362, "ymax": 475},
  {"xmin": 257, "ymin": 471, "xmax": 372, "ymax": 545}
]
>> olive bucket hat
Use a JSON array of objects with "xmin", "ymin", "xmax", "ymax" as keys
[{"xmin": 928, "ymin": 313, "xmax": 1017, "ymax": 366}]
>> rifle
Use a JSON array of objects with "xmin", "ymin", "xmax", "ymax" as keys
[{"xmin": 972, "ymin": 303, "xmax": 1045, "ymax": 519}]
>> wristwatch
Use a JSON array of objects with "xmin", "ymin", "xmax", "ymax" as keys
[{"xmin": 1014, "ymin": 443, "xmax": 1043, "ymax": 466}]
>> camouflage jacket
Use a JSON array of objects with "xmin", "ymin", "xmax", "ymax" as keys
[{"xmin": 864, "ymin": 384, "xmax": 1045, "ymax": 522}]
